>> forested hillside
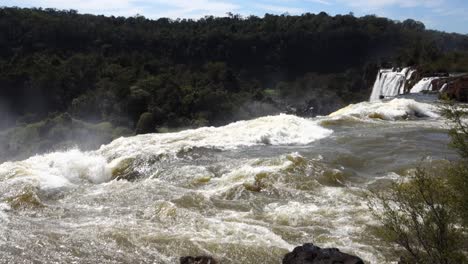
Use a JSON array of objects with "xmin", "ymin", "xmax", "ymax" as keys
[{"xmin": 1, "ymin": 7, "xmax": 468, "ymax": 160}]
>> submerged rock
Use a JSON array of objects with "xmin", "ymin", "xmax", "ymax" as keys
[
  {"xmin": 283, "ymin": 243, "xmax": 364, "ymax": 264},
  {"xmin": 110, "ymin": 157, "xmax": 141, "ymax": 181},
  {"xmin": 180, "ymin": 256, "xmax": 218, "ymax": 264},
  {"xmin": 5, "ymin": 189, "xmax": 44, "ymax": 210}
]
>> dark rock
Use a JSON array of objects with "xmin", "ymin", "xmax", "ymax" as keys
[
  {"xmin": 444, "ymin": 75, "xmax": 468, "ymax": 102},
  {"xmin": 283, "ymin": 243, "xmax": 364, "ymax": 264},
  {"xmin": 110, "ymin": 158, "xmax": 141, "ymax": 181},
  {"xmin": 135, "ymin": 112, "xmax": 155, "ymax": 134},
  {"xmin": 180, "ymin": 256, "xmax": 218, "ymax": 264}
]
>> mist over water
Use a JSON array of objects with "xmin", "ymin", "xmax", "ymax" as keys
[
  {"xmin": 0, "ymin": 100, "xmax": 17, "ymax": 131},
  {"xmin": 0, "ymin": 98, "xmax": 457, "ymax": 263}
]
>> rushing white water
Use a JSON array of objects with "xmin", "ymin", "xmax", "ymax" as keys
[
  {"xmin": 440, "ymin": 83, "xmax": 448, "ymax": 92},
  {"xmin": 99, "ymin": 114, "xmax": 332, "ymax": 160},
  {"xmin": 0, "ymin": 99, "xmax": 455, "ymax": 264},
  {"xmin": 369, "ymin": 68, "xmax": 414, "ymax": 101},
  {"xmin": 406, "ymin": 69, "xmax": 416, "ymax": 80},
  {"xmin": 329, "ymin": 98, "xmax": 440, "ymax": 121},
  {"xmin": 0, "ymin": 114, "xmax": 332, "ymax": 192},
  {"xmin": 410, "ymin": 77, "xmax": 439, "ymax": 93},
  {"xmin": 0, "ymin": 149, "xmax": 112, "ymax": 190}
]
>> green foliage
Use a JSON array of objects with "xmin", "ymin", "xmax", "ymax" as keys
[
  {"xmin": 447, "ymin": 163, "xmax": 468, "ymax": 227},
  {"xmin": 422, "ymin": 52, "xmax": 468, "ymax": 73},
  {"xmin": 443, "ymin": 103, "xmax": 468, "ymax": 227},
  {"xmin": 368, "ymin": 167, "xmax": 466, "ymax": 264},
  {"xmin": 443, "ymin": 104, "xmax": 468, "ymax": 159}
]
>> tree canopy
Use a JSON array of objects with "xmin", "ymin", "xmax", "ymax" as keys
[{"xmin": 0, "ymin": 7, "xmax": 467, "ymax": 135}]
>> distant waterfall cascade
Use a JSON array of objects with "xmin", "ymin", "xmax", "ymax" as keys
[
  {"xmin": 369, "ymin": 68, "xmax": 415, "ymax": 101},
  {"xmin": 409, "ymin": 77, "xmax": 439, "ymax": 93},
  {"xmin": 439, "ymin": 83, "xmax": 448, "ymax": 92}
]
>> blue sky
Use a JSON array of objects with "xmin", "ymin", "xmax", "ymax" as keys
[{"xmin": 3, "ymin": 0, "xmax": 468, "ymax": 33}]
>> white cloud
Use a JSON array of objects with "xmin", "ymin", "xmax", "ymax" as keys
[{"xmin": 255, "ymin": 4, "xmax": 305, "ymax": 14}]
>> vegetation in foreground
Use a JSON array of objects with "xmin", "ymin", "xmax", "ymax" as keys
[{"xmin": 368, "ymin": 103, "xmax": 468, "ymax": 264}]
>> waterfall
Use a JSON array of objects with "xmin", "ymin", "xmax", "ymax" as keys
[
  {"xmin": 439, "ymin": 83, "xmax": 448, "ymax": 92},
  {"xmin": 369, "ymin": 68, "xmax": 414, "ymax": 101},
  {"xmin": 409, "ymin": 77, "xmax": 439, "ymax": 93}
]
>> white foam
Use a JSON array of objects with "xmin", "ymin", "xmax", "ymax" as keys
[
  {"xmin": 202, "ymin": 217, "xmax": 293, "ymax": 249},
  {"xmin": 196, "ymin": 153, "xmax": 301, "ymax": 198},
  {"xmin": 99, "ymin": 114, "xmax": 332, "ymax": 160},
  {"xmin": 328, "ymin": 98, "xmax": 440, "ymax": 120},
  {"xmin": 261, "ymin": 187, "xmax": 385, "ymax": 263},
  {"xmin": 0, "ymin": 203, "xmax": 9, "ymax": 246},
  {"xmin": 0, "ymin": 149, "xmax": 111, "ymax": 190},
  {"xmin": 0, "ymin": 115, "xmax": 332, "ymax": 191},
  {"xmin": 264, "ymin": 201, "xmax": 320, "ymax": 226},
  {"xmin": 150, "ymin": 201, "xmax": 293, "ymax": 250}
]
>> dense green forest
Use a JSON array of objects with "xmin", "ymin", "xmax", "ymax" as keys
[{"xmin": 1, "ymin": 7, "xmax": 468, "ymax": 161}]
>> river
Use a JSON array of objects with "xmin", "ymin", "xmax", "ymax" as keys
[{"xmin": 0, "ymin": 96, "xmax": 457, "ymax": 263}]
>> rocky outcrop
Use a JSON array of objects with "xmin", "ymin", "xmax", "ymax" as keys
[
  {"xmin": 282, "ymin": 243, "xmax": 364, "ymax": 264},
  {"xmin": 396, "ymin": 70, "xmax": 468, "ymax": 102},
  {"xmin": 180, "ymin": 256, "xmax": 218, "ymax": 264},
  {"xmin": 366, "ymin": 65, "xmax": 468, "ymax": 103},
  {"xmin": 442, "ymin": 75, "xmax": 468, "ymax": 102},
  {"xmin": 179, "ymin": 243, "xmax": 364, "ymax": 264}
]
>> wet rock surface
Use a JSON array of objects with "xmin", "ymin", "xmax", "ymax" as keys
[
  {"xmin": 180, "ymin": 256, "xmax": 218, "ymax": 264},
  {"xmin": 444, "ymin": 75, "xmax": 468, "ymax": 102},
  {"xmin": 282, "ymin": 243, "xmax": 364, "ymax": 264}
]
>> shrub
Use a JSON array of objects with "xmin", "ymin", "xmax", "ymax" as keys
[
  {"xmin": 443, "ymin": 104, "xmax": 468, "ymax": 159},
  {"xmin": 368, "ymin": 167, "xmax": 466, "ymax": 264}
]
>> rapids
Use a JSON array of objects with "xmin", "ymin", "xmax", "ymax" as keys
[{"xmin": 0, "ymin": 98, "xmax": 457, "ymax": 263}]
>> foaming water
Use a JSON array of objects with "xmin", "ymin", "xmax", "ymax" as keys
[
  {"xmin": 0, "ymin": 149, "xmax": 111, "ymax": 190},
  {"xmin": 0, "ymin": 115, "xmax": 330, "ymax": 192},
  {"xmin": 0, "ymin": 203, "xmax": 9, "ymax": 246},
  {"xmin": 99, "ymin": 114, "xmax": 332, "ymax": 160},
  {"xmin": 0, "ymin": 101, "xmax": 457, "ymax": 264},
  {"xmin": 328, "ymin": 98, "xmax": 440, "ymax": 121}
]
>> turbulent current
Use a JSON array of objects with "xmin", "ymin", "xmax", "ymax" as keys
[{"xmin": 0, "ymin": 97, "xmax": 457, "ymax": 263}]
